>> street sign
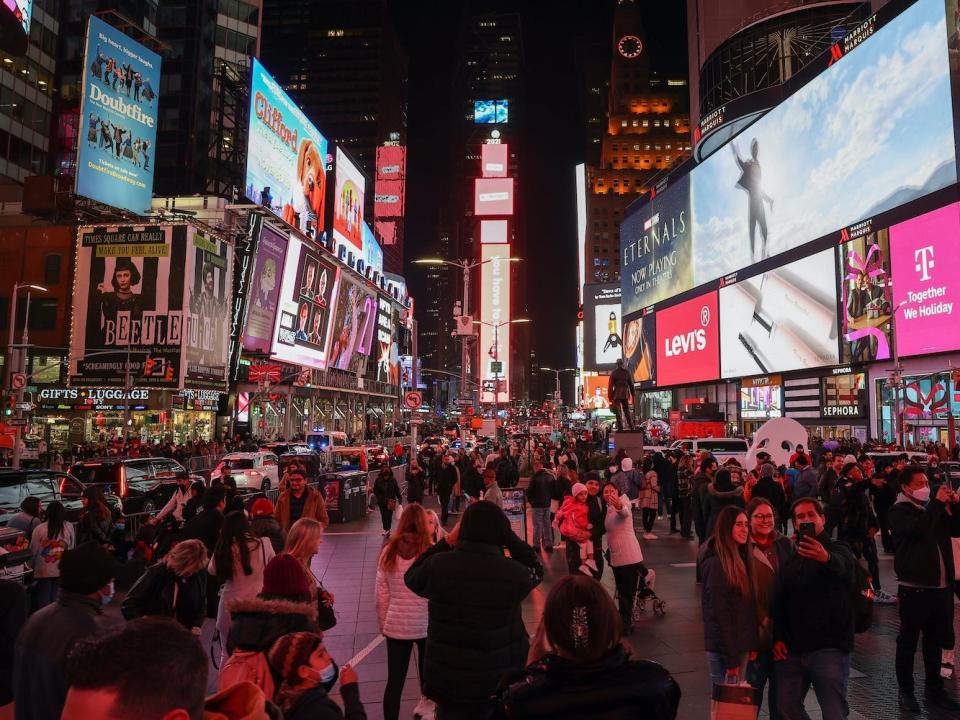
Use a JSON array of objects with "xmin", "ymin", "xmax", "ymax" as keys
[
  {"xmin": 490, "ymin": 361, "xmax": 503, "ymax": 374},
  {"xmin": 8, "ymin": 418, "xmax": 27, "ymax": 426},
  {"xmin": 15, "ymin": 402, "xmax": 32, "ymax": 411},
  {"xmin": 403, "ymin": 390, "xmax": 423, "ymax": 410},
  {"xmin": 10, "ymin": 373, "xmax": 26, "ymax": 390},
  {"xmin": 454, "ymin": 397, "xmax": 472, "ymax": 407},
  {"xmin": 409, "ymin": 414, "xmax": 423, "ymax": 426}
]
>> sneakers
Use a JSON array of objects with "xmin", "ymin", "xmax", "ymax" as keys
[
  {"xmin": 942, "ymin": 650, "xmax": 956, "ymax": 679},
  {"xmin": 413, "ymin": 695, "xmax": 436, "ymax": 720},
  {"xmin": 872, "ymin": 588, "xmax": 897, "ymax": 605},
  {"xmin": 579, "ymin": 564, "xmax": 593, "ymax": 576},
  {"xmin": 643, "ymin": 533, "xmax": 657, "ymax": 540},
  {"xmin": 584, "ymin": 558, "xmax": 599, "ymax": 572}
]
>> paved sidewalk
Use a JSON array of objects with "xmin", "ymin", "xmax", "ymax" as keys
[{"xmin": 195, "ymin": 497, "xmax": 960, "ymax": 719}]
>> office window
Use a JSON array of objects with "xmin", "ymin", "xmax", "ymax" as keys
[{"xmin": 43, "ymin": 254, "xmax": 61, "ymax": 285}]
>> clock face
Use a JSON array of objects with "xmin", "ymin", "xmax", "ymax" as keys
[{"xmin": 618, "ymin": 35, "xmax": 643, "ymax": 59}]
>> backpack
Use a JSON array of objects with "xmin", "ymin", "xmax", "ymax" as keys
[
  {"xmin": 219, "ymin": 650, "xmax": 276, "ymax": 699},
  {"xmin": 851, "ymin": 560, "xmax": 874, "ymax": 634}
]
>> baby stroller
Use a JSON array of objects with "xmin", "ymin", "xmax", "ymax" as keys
[{"xmin": 633, "ymin": 563, "xmax": 666, "ymax": 619}]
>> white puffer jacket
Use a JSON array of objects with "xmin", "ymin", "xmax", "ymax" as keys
[
  {"xmin": 604, "ymin": 494, "xmax": 644, "ymax": 567},
  {"xmin": 376, "ymin": 549, "xmax": 428, "ymax": 640}
]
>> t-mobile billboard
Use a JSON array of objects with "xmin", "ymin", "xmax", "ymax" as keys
[
  {"xmin": 890, "ymin": 202, "xmax": 960, "ymax": 357},
  {"xmin": 655, "ymin": 292, "xmax": 719, "ymax": 386}
]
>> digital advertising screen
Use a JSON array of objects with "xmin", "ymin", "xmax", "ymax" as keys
[
  {"xmin": 185, "ymin": 230, "xmax": 232, "ymax": 390},
  {"xmin": 474, "ymin": 178, "xmax": 514, "ymax": 216},
  {"xmin": 582, "ymin": 283, "xmax": 622, "ymax": 372},
  {"xmin": 691, "ymin": 0, "xmax": 956, "ymax": 287},
  {"xmin": 622, "ymin": 310, "xmax": 656, "ymax": 387},
  {"xmin": 740, "ymin": 382, "xmax": 783, "ymax": 420},
  {"xmin": 621, "ymin": 173, "xmax": 692, "ymax": 318},
  {"xmin": 838, "ymin": 229, "xmax": 893, "ymax": 363},
  {"xmin": 243, "ymin": 225, "xmax": 288, "ymax": 354},
  {"xmin": 656, "ymin": 292, "xmax": 720, "ymax": 387},
  {"xmin": 479, "ymin": 244, "xmax": 512, "ymax": 403},
  {"xmin": 480, "ymin": 219, "xmax": 509, "ymax": 245},
  {"xmin": 326, "ymin": 275, "xmax": 377, "ymax": 375},
  {"xmin": 890, "ymin": 201, "xmax": 960, "ymax": 357},
  {"xmin": 582, "ymin": 375, "xmax": 611, "ymax": 410},
  {"xmin": 720, "ymin": 248, "xmax": 839, "ymax": 378},
  {"xmin": 481, "ymin": 143, "xmax": 509, "ymax": 177},
  {"xmin": 245, "ymin": 58, "xmax": 329, "ymax": 239},
  {"xmin": 374, "ymin": 145, "xmax": 406, "ymax": 224},
  {"xmin": 374, "ymin": 294, "xmax": 394, "ymax": 384},
  {"xmin": 333, "ymin": 147, "xmax": 366, "ymax": 253},
  {"xmin": 474, "ymin": 99, "xmax": 509, "ymax": 124},
  {"xmin": 271, "ymin": 238, "xmax": 339, "ymax": 369},
  {"xmin": 76, "ymin": 16, "xmax": 161, "ymax": 215},
  {"xmin": 362, "ymin": 223, "xmax": 383, "ymax": 277},
  {"xmin": 69, "ymin": 226, "xmax": 187, "ymax": 389},
  {"xmin": 0, "ymin": 0, "xmax": 31, "ymax": 52}
]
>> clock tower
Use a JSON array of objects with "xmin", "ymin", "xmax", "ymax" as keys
[{"xmin": 610, "ymin": 0, "xmax": 649, "ymax": 115}]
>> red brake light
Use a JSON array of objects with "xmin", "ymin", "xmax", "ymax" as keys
[{"xmin": 59, "ymin": 477, "xmax": 68, "ymax": 494}]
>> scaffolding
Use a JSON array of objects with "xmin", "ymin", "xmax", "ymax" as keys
[{"xmin": 206, "ymin": 59, "xmax": 250, "ymax": 200}]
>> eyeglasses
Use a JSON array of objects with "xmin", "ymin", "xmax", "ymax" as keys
[{"xmin": 752, "ymin": 514, "xmax": 775, "ymax": 521}]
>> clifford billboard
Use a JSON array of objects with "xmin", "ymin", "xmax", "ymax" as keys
[{"xmin": 76, "ymin": 16, "xmax": 161, "ymax": 215}]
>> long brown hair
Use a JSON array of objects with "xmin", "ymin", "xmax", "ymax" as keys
[
  {"xmin": 378, "ymin": 504, "xmax": 432, "ymax": 571},
  {"xmin": 711, "ymin": 506, "xmax": 753, "ymax": 597},
  {"xmin": 542, "ymin": 574, "xmax": 621, "ymax": 663}
]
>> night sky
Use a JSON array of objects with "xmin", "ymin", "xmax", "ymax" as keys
[{"xmin": 393, "ymin": 0, "xmax": 688, "ymax": 381}]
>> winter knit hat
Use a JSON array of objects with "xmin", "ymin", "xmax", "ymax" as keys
[
  {"xmin": 250, "ymin": 498, "xmax": 275, "ymax": 517},
  {"xmin": 59, "ymin": 541, "xmax": 121, "ymax": 594},
  {"xmin": 571, "ymin": 482, "xmax": 588, "ymax": 497},
  {"xmin": 267, "ymin": 632, "xmax": 323, "ymax": 685},
  {"xmin": 621, "ymin": 457, "xmax": 633, "ymax": 472},
  {"xmin": 261, "ymin": 554, "xmax": 312, "ymax": 598}
]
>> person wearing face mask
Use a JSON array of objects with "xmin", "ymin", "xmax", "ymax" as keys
[
  {"xmin": 13, "ymin": 541, "xmax": 120, "ymax": 720},
  {"xmin": 267, "ymin": 631, "xmax": 365, "ymax": 719},
  {"xmin": 151, "ymin": 470, "xmax": 194, "ymax": 526},
  {"xmin": 888, "ymin": 465, "xmax": 960, "ymax": 712}
]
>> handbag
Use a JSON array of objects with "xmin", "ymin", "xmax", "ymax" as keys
[
  {"xmin": 387, "ymin": 498, "xmax": 397, "ymax": 511},
  {"xmin": 308, "ymin": 567, "xmax": 337, "ymax": 630},
  {"xmin": 710, "ymin": 682, "xmax": 761, "ymax": 720}
]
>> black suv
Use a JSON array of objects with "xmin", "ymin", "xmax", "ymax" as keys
[
  {"xmin": 68, "ymin": 457, "xmax": 195, "ymax": 516},
  {"xmin": 0, "ymin": 469, "xmax": 122, "ymax": 524}
]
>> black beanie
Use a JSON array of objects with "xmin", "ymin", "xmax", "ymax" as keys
[
  {"xmin": 59, "ymin": 542, "xmax": 121, "ymax": 594},
  {"xmin": 459, "ymin": 500, "xmax": 511, "ymax": 547}
]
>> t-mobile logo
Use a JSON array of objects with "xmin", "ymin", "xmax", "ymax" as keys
[{"xmin": 914, "ymin": 245, "xmax": 935, "ymax": 281}]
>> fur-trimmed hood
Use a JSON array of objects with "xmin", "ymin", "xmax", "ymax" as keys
[
  {"xmin": 228, "ymin": 595, "xmax": 318, "ymax": 652},
  {"xmin": 706, "ymin": 483, "xmax": 744, "ymax": 499}
]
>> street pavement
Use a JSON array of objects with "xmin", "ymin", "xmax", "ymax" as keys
[{"xmin": 191, "ymin": 496, "xmax": 960, "ymax": 720}]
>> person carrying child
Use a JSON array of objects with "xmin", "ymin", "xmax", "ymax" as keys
[{"xmin": 555, "ymin": 482, "xmax": 598, "ymax": 576}]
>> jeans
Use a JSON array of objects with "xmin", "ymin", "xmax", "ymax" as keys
[
  {"xmin": 641, "ymin": 508, "xmax": 656, "ymax": 533},
  {"xmin": 384, "ymin": 636, "xmax": 425, "ymax": 720},
  {"xmin": 679, "ymin": 495, "xmax": 693, "ymax": 536},
  {"xmin": 34, "ymin": 577, "xmax": 59, "ymax": 610},
  {"xmin": 612, "ymin": 563, "xmax": 640, "ymax": 623},
  {"xmin": 896, "ymin": 586, "xmax": 953, "ymax": 694},
  {"xmin": 848, "ymin": 537, "xmax": 880, "ymax": 590},
  {"xmin": 439, "ymin": 492, "xmax": 451, "ymax": 524},
  {"xmin": 530, "ymin": 507, "xmax": 553, "ymax": 549},
  {"xmin": 707, "ymin": 651, "xmax": 750, "ymax": 687},
  {"xmin": 749, "ymin": 650, "xmax": 781, "ymax": 719},
  {"xmin": 379, "ymin": 505, "xmax": 394, "ymax": 532},
  {"xmin": 775, "ymin": 648, "xmax": 850, "ymax": 720}
]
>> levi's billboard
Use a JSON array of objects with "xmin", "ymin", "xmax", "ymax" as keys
[
  {"xmin": 890, "ymin": 202, "xmax": 960, "ymax": 357},
  {"xmin": 655, "ymin": 292, "xmax": 719, "ymax": 386}
]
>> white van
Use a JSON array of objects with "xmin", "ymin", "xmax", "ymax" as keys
[
  {"xmin": 305, "ymin": 430, "xmax": 349, "ymax": 454},
  {"xmin": 669, "ymin": 437, "xmax": 749, "ymax": 465}
]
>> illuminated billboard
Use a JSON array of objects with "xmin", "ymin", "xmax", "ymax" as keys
[
  {"xmin": 481, "ymin": 143, "xmax": 508, "ymax": 178},
  {"xmin": 362, "ymin": 222, "xmax": 383, "ymax": 277},
  {"xmin": 474, "ymin": 99, "xmax": 509, "ymax": 124},
  {"xmin": 582, "ymin": 375, "xmax": 611, "ymax": 410},
  {"xmin": 243, "ymin": 224, "xmax": 288, "ymax": 354},
  {"xmin": 76, "ymin": 16, "xmax": 161, "ymax": 215},
  {"xmin": 333, "ymin": 147, "xmax": 366, "ymax": 253},
  {"xmin": 621, "ymin": 174, "xmax": 692, "ymax": 318},
  {"xmin": 326, "ymin": 275, "xmax": 377, "ymax": 375},
  {"xmin": 185, "ymin": 230, "xmax": 232, "ymax": 390},
  {"xmin": 271, "ymin": 238, "xmax": 339, "ymax": 369},
  {"xmin": 480, "ymin": 219, "xmax": 508, "ymax": 245},
  {"xmin": 691, "ymin": 0, "xmax": 956, "ymax": 286},
  {"xmin": 374, "ymin": 145, "xmax": 406, "ymax": 227},
  {"xmin": 582, "ymin": 283, "xmax": 622, "ymax": 372},
  {"xmin": 656, "ymin": 292, "xmax": 720, "ymax": 387},
  {"xmin": 740, "ymin": 377, "xmax": 783, "ymax": 420},
  {"xmin": 838, "ymin": 228, "xmax": 893, "ymax": 363},
  {"xmin": 246, "ymin": 59, "xmax": 329, "ymax": 238},
  {"xmin": 374, "ymin": 294, "xmax": 394, "ymax": 384},
  {"xmin": 622, "ymin": 310, "xmax": 656, "ymax": 387},
  {"xmin": 890, "ymin": 202, "xmax": 960, "ymax": 357},
  {"xmin": 720, "ymin": 248, "xmax": 839, "ymax": 378},
  {"xmin": 474, "ymin": 178, "xmax": 514, "ymax": 216},
  {"xmin": 479, "ymin": 245, "xmax": 512, "ymax": 403},
  {"xmin": 0, "ymin": 1, "xmax": 31, "ymax": 53}
]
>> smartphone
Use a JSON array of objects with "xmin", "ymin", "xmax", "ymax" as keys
[{"xmin": 796, "ymin": 521, "xmax": 815, "ymax": 544}]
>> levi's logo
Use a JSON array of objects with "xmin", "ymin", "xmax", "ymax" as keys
[{"xmin": 664, "ymin": 329, "xmax": 706, "ymax": 357}]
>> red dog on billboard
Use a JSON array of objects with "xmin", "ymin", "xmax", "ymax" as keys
[{"xmin": 282, "ymin": 139, "xmax": 326, "ymax": 232}]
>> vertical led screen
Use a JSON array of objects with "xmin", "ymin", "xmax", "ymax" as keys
[
  {"xmin": 374, "ymin": 295, "xmax": 394, "ymax": 383},
  {"xmin": 326, "ymin": 274, "xmax": 377, "ymax": 375},
  {"xmin": 474, "ymin": 178, "xmax": 514, "ymax": 216},
  {"xmin": 481, "ymin": 143, "xmax": 508, "ymax": 177},
  {"xmin": 374, "ymin": 145, "xmax": 406, "ymax": 234},
  {"xmin": 719, "ymin": 248, "xmax": 839, "ymax": 378},
  {"xmin": 333, "ymin": 147, "xmax": 365, "ymax": 253},
  {"xmin": 655, "ymin": 292, "xmax": 720, "ymax": 387},
  {"xmin": 838, "ymin": 228, "xmax": 893, "ymax": 363},
  {"xmin": 890, "ymin": 201, "xmax": 960, "ymax": 357},
  {"xmin": 271, "ymin": 238, "xmax": 339, "ymax": 369},
  {"xmin": 245, "ymin": 58, "xmax": 329, "ymax": 239},
  {"xmin": 622, "ymin": 310, "xmax": 656, "ymax": 387},
  {"xmin": 480, "ymin": 220, "xmax": 508, "ymax": 244},
  {"xmin": 0, "ymin": 1, "xmax": 32, "ymax": 54},
  {"xmin": 480, "ymin": 245, "xmax": 511, "ymax": 403},
  {"xmin": 243, "ymin": 225, "xmax": 288, "ymax": 354},
  {"xmin": 76, "ymin": 16, "xmax": 161, "ymax": 215},
  {"xmin": 582, "ymin": 283, "xmax": 623, "ymax": 372},
  {"xmin": 185, "ymin": 230, "xmax": 232, "ymax": 390},
  {"xmin": 691, "ymin": 0, "xmax": 956, "ymax": 286},
  {"xmin": 362, "ymin": 222, "xmax": 383, "ymax": 277},
  {"xmin": 70, "ymin": 225, "xmax": 186, "ymax": 388}
]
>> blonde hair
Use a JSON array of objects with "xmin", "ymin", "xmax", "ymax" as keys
[
  {"xmin": 284, "ymin": 517, "xmax": 324, "ymax": 566},
  {"xmin": 379, "ymin": 504, "xmax": 432, "ymax": 571},
  {"xmin": 424, "ymin": 509, "xmax": 447, "ymax": 543},
  {"xmin": 165, "ymin": 538, "xmax": 208, "ymax": 577}
]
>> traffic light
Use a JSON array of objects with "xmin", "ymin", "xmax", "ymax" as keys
[{"xmin": 4, "ymin": 396, "xmax": 13, "ymax": 416}]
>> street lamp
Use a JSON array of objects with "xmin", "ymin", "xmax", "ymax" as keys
[
  {"xmin": 473, "ymin": 317, "xmax": 529, "ymax": 423},
  {"xmin": 7, "ymin": 282, "xmax": 48, "ymax": 469},
  {"xmin": 413, "ymin": 256, "xmax": 521, "ymax": 405},
  {"xmin": 539, "ymin": 367, "xmax": 577, "ymax": 404}
]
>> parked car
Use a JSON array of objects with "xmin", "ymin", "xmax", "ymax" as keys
[
  {"xmin": 0, "ymin": 468, "xmax": 122, "ymax": 524},
  {"xmin": 213, "ymin": 451, "xmax": 279, "ymax": 493},
  {"xmin": 18, "ymin": 437, "xmax": 40, "ymax": 467},
  {"xmin": 364, "ymin": 444, "xmax": 389, "ymax": 470},
  {"xmin": 262, "ymin": 441, "xmax": 312, "ymax": 457},
  {"xmin": 68, "ymin": 457, "xmax": 193, "ymax": 515},
  {"xmin": 669, "ymin": 437, "xmax": 749, "ymax": 465}
]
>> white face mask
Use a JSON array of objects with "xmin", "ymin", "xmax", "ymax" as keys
[
  {"xmin": 909, "ymin": 486, "xmax": 931, "ymax": 503},
  {"xmin": 100, "ymin": 581, "xmax": 115, "ymax": 606}
]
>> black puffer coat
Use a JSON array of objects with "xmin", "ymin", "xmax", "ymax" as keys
[
  {"xmin": 495, "ymin": 645, "xmax": 681, "ymax": 720},
  {"xmin": 405, "ymin": 535, "xmax": 543, "ymax": 705},
  {"xmin": 228, "ymin": 595, "xmax": 318, "ymax": 652},
  {"xmin": 699, "ymin": 541, "xmax": 759, "ymax": 670}
]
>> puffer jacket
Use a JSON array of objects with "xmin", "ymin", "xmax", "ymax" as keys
[
  {"xmin": 638, "ymin": 471, "xmax": 659, "ymax": 510},
  {"xmin": 700, "ymin": 541, "xmax": 759, "ymax": 670},
  {"xmin": 376, "ymin": 535, "xmax": 428, "ymax": 640},
  {"xmin": 227, "ymin": 595, "xmax": 318, "ymax": 653},
  {"xmin": 704, "ymin": 483, "xmax": 745, "ymax": 537},
  {"xmin": 604, "ymin": 495, "xmax": 643, "ymax": 567}
]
